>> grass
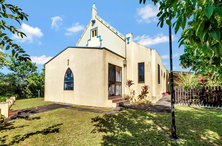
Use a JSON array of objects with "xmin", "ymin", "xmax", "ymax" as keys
[
  {"xmin": 1, "ymin": 98, "xmax": 222, "ymax": 145},
  {"xmin": 0, "ymin": 109, "xmax": 104, "ymax": 145},
  {"xmin": 72, "ymin": 105, "xmax": 115, "ymax": 111},
  {"xmin": 10, "ymin": 98, "xmax": 53, "ymax": 111}
]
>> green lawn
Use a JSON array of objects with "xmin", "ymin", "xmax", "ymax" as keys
[
  {"xmin": 10, "ymin": 98, "xmax": 53, "ymax": 111},
  {"xmin": 1, "ymin": 98, "xmax": 222, "ymax": 145},
  {"xmin": 0, "ymin": 108, "xmax": 103, "ymax": 145}
]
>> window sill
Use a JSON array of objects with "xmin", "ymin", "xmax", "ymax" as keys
[{"xmin": 138, "ymin": 82, "xmax": 145, "ymax": 84}]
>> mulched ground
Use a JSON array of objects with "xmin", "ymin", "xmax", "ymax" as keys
[
  {"xmin": 122, "ymin": 95, "xmax": 171, "ymax": 113},
  {"xmin": 6, "ymin": 96, "xmax": 172, "ymax": 121},
  {"xmin": 123, "ymin": 105, "xmax": 171, "ymax": 113}
]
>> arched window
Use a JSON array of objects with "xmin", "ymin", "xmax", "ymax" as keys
[{"xmin": 64, "ymin": 68, "xmax": 74, "ymax": 90}]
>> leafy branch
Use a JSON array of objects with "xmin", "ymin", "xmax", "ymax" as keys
[{"xmin": 0, "ymin": 0, "xmax": 29, "ymax": 61}]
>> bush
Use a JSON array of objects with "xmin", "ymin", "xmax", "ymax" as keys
[
  {"xmin": 138, "ymin": 85, "xmax": 149, "ymax": 101},
  {"xmin": 0, "ymin": 96, "xmax": 7, "ymax": 102}
]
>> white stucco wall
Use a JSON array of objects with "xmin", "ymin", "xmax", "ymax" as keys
[{"xmin": 76, "ymin": 9, "xmax": 126, "ymax": 57}]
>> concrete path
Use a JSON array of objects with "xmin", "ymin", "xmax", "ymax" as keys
[
  {"xmin": 6, "ymin": 96, "xmax": 172, "ymax": 121},
  {"xmin": 6, "ymin": 103, "xmax": 123, "ymax": 121},
  {"xmin": 155, "ymin": 95, "xmax": 171, "ymax": 107}
]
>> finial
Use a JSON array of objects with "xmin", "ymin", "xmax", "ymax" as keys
[{"xmin": 92, "ymin": 3, "xmax": 97, "ymax": 10}]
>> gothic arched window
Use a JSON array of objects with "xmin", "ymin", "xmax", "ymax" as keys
[{"xmin": 64, "ymin": 68, "xmax": 74, "ymax": 90}]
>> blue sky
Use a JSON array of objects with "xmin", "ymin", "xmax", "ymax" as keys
[{"xmin": 2, "ymin": 0, "xmax": 188, "ymax": 73}]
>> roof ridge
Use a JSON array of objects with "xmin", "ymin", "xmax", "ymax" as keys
[
  {"xmin": 76, "ymin": 19, "xmax": 92, "ymax": 46},
  {"xmin": 95, "ymin": 15, "xmax": 126, "ymax": 40}
]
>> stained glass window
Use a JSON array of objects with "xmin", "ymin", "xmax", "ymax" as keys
[{"xmin": 64, "ymin": 68, "xmax": 74, "ymax": 90}]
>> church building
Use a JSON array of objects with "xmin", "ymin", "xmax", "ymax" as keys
[{"xmin": 44, "ymin": 4, "xmax": 169, "ymax": 107}]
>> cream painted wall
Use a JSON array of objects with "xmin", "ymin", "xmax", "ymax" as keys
[
  {"xmin": 125, "ymin": 33, "xmax": 152, "ymax": 100},
  {"xmin": 150, "ymin": 49, "xmax": 168, "ymax": 102},
  {"xmin": 125, "ymin": 33, "xmax": 168, "ymax": 103},
  {"xmin": 103, "ymin": 50, "xmax": 125, "ymax": 107},
  {"xmin": 45, "ymin": 47, "xmax": 106, "ymax": 107},
  {"xmin": 131, "ymin": 42, "xmax": 152, "ymax": 100},
  {"xmin": 45, "ymin": 47, "xmax": 124, "ymax": 107}
]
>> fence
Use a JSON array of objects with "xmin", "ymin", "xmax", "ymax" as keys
[{"xmin": 174, "ymin": 86, "xmax": 222, "ymax": 107}]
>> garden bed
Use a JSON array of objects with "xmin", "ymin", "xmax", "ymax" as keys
[{"xmin": 123, "ymin": 104, "xmax": 171, "ymax": 113}]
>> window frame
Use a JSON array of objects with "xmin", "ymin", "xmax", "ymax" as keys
[
  {"xmin": 64, "ymin": 68, "xmax": 74, "ymax": 90},
  {"xmin": 92, "ymin": 29, "xmax": 97, "ymax": 37},
  {"xmin": 158, "ymin": 64, "xmax": 160, "ymax": 84},
  {"xmin": 108, "ymin": 63, "xmax": 122, "ymax": 97},
  {"xmin": 138, "ymin": 62, "xmax": 145, "ymax": 83}
]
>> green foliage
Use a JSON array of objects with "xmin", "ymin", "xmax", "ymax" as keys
[
  {"xmin": 0, "ymin": 113, "xmax": 5, "ymax": 120},
  {"xmin": 175, "ymin": 72, "xmax": 200, "ymax": 89},
  {"xmin": 0, "ymin": 57, "xmax": 44, "ymax": 99},
  {"xmin": 175, "ymin": 71, "xmax": 222, "ymax": 90},
  {"xmin": 140, "ymin": 0, "xmax": 222, "ymax": 79},
  {"xmin": 0, "ymin": 0, "xmax": 30, "ymax": 61},
  {"xmin": 0, "ymin": 51, "xmax": 10, "ymax": 68},
  {"xmin": 0, "ymin": 95, "xmax": 7, "ymax": 102},
  {"xmin": 137, "ymin": 85, "xmax": 149, "ymax": 101}
]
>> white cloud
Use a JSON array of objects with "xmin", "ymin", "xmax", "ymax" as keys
[
  {"xmin": 12, "ymin": 23, "xmax": 43, "ymax": 43},
  {"xmin": 64, "ymin": 32, "xmax": 72, "ymax": 36},
  {"xmin": 161, "ymin": 53, "xmax": 180, "ymax": 59},
  {"xmin": 38, "ymin": 41, "xmax": 42, "ymax": 45},
  {"xmin": 137, "ymin": 4, "xmax": 159, "ymax": 23},
  {"xmin": 134, "ymin": 33, "xmax": 176, "ymax": 46},
  {"xmin": 161, "ymin": 55, "xmax": 169, "ymax": 59},
  {"xmin": 65, "ymin": 22, "xmax": 84, "ymax": 35},
  {"xmin": 173, "ymin": 53, "xmax": 180, "ymax": 57},
  {"xmin": 162, "ymin": 62, "xmax": 168, "ymax": 65},
  {"xmin": 51, "ymin": 16, "xmax": 63, "ymax": 31},
  {"xmin": 31, "ymin": 55, "xmax": 52, "ymax": 64}
]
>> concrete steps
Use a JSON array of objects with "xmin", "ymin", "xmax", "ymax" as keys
[{"xmin": 108, "ymin": 96, "xmax": 130, "ymax": 107}]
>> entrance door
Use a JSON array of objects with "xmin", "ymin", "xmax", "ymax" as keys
[{"xmin": 108, "ymin": 64, "xmax": 122, "ymax": 97}]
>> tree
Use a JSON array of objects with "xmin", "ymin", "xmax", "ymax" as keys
[
  {"xmin": 139, "ymin": 0, "xmax": 222, "ymax": 79},
  {"xmin": 27, "ymin": 70, "xmax": 45, "ymax": 98},
  {"xmin": 6, "ymin": 57, "xmax": 38, "ymax": 98},
  {"xmin": 0, "ymin": 0, "xmax": 30, "ymax": 61},
  {"xmin": 180, "ymin": 44, "xmax": 221, "ymax": 82}
]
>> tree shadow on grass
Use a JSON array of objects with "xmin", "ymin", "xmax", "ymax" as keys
[
  {"xmin": 0, "ymin": 121, "xmax": 28, "ymax": 131},
  {"xmin": 91, "ymin": 109, "xmax": 174, "ymax": 145},
  {"xmin": 0, "ymin": 123, "xmax": 63, "ymax": 145},
  {"xmin": 0, "ymin": 116, "xmax": 41, "ymax": 131},
  {"xmin": 91, "ymin": 108, "xmax": 222, "ymax": 146}
]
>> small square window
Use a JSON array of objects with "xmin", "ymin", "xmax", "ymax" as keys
[{"xmin": 92, "ymin": 29, "xmax": 97, "ymax": 37}]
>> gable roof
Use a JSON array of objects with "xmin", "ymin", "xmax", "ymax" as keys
[
  {"xmin": 76, "ymin": 14, "xmax": 126, "ymax": 46},
  {"xmin": 95, "ymin": 15, "xmax": 126, "ymax": 40},
  {"xmin": 44, "ymin": 46, "xmax": 125, "ymax": 65}
]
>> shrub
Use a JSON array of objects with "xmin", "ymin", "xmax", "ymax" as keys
[
  {"xmin": 0, "ymin": 96, "xmax": 7, "ymax": 102},
  {"xmin": 138, "ymin": 85, "xmax": 149, "ymax": 101}
]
